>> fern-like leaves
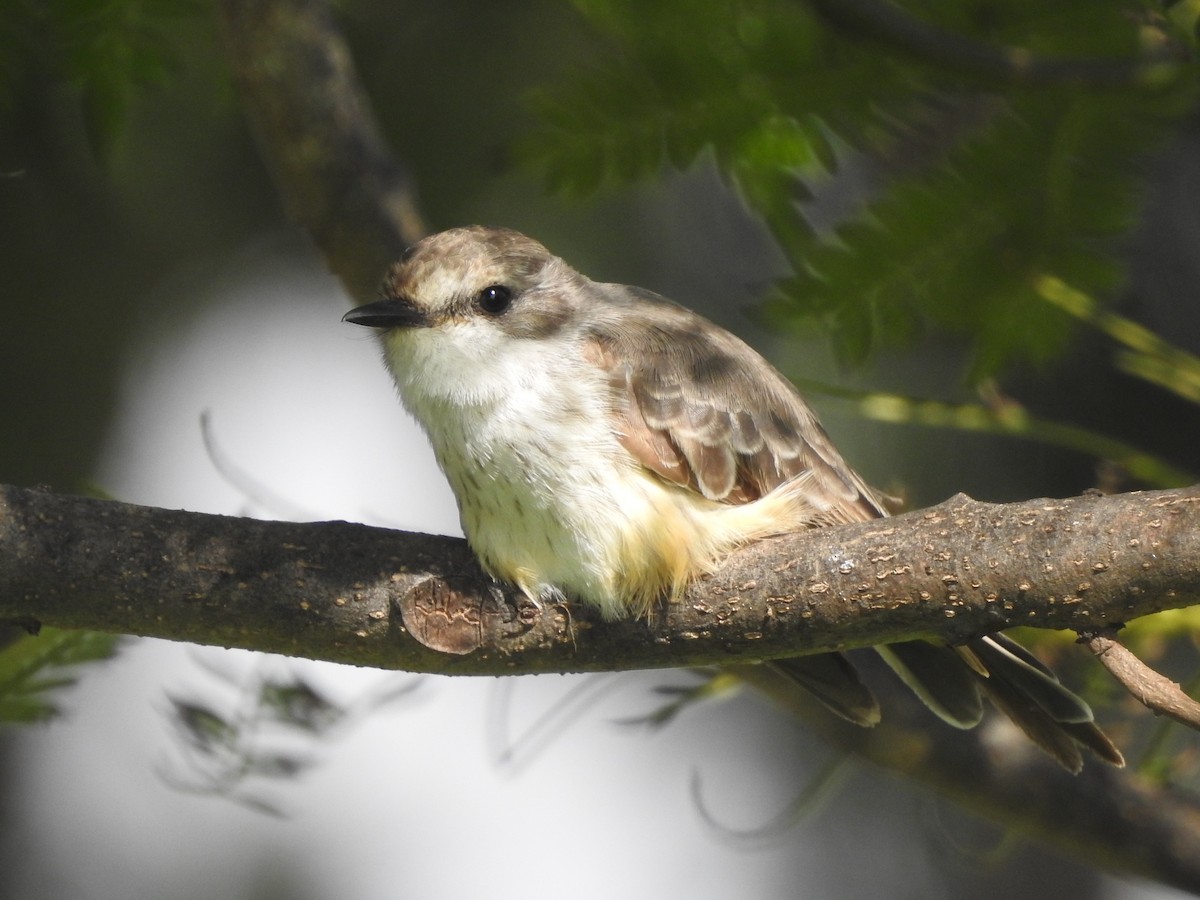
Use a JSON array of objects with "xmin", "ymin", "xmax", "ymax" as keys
[{"xmin": 525, "ymin": 0, "xmax": 1199, "ymax": 378}]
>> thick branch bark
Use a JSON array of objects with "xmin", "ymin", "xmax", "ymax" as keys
[{"xmin": 2, "ymin": 483, "xmax": 1197, "ymax": 673}]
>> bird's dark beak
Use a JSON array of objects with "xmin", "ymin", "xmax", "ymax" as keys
[{"xmin": 342, "ymin": 298, "xmax": 428, "ymax": 329}]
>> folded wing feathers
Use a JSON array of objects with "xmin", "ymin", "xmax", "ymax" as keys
[
  {"xmin": 628, "ymin": 367, "xmax": 878, "ymax": 515},
  {"xmin": 769, "ymin": 653, "xmax": 882, "ymax": 727},
  {"xmin": 963, "ymin": 635, "xmax": 1124, "ymax": 767},
  {"xmin": 876, "ymin": 641, "xmax": 984, "ymax": 729},
  {"xmin": 969, "ymin": 635, "xmax": 1094, "ymax": 725}
]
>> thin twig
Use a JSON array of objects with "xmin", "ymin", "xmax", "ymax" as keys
[
  {"xmin": 808, "ymin": 0, "xmax": 1190, "ymax": 88},
  {"xmin": 1085, "ymin": 628, "xmax": 1200, "ymax": 731}
]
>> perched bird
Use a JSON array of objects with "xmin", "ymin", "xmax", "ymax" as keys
[{"xmin": 344, "ymin": 225, "xmax": 1122, "ymax": 771}]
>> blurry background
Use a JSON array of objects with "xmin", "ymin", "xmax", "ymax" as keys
[{"xmin": 2, "ymin": 1, "xmax": 1199, "ymax": 898}]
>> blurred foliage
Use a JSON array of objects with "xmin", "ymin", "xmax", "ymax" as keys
[
  {"xmin": 0, "ymin": 0, "xmax": 201, "ymax": 152},
  {"xmin": 524, "ymin": 0, "xmax": 1199, "ymax": 378},
  {"xmin": 162, "ymin": 660, "xmax": 420, "ymax": 816},
  {"xmin": 0, "ymin": 627, "xmax": 121, "ymax": 724},
  {"xmin": 1038, "ymin": 274, "xmax": 1200, "ymax": 404}
]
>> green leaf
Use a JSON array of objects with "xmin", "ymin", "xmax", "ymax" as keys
[
  {"xmin": 770, "ymin": 86, "xmax": 1192, "ymax": 377},
  {"xmin": 0, "ymin": 0, "xmax": 203, "ymax": 151},
  {"xmin": 0, "ymin": 628, "xmax": 122, "ymax": 724},
  {"xmin": 527, "ymin": 0, "xmax": 1199, "ymax": 377}
]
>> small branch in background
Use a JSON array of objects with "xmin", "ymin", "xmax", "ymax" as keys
[
  {"xmin": 216, "ymin": 0, "xmax": 426, "ymax": 301},
  {"xmin": 1037, "ymin": 275, "xmax": 1200, "ymax": 407},
  {"xmin": 1085, "ymin": 628, "xmax": 1200, "ymax": 731},
  {"xmin": 790, "ymin": 377, "xmax": 1197, "ymax": 488},
  {"xmin": 808, "ymin": 0, "xmax": 1190, "ymax": 88},
  {"xmin": 737, "ymin": 661, "xmax": 1200, "ymax": 893}
]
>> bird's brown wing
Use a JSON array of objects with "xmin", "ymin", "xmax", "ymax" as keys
[{"xmin": 582, "ymin": 284, "xmax": 884, "ymax": 522}]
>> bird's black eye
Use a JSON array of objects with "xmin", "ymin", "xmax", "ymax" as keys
[{"xmin": 477, "ymin": 284, "xmax": 514, "ymax": 315}]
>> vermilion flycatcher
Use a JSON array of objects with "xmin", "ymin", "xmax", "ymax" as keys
[{"xmin": 344, "ymin": 225, "xmax": 1122, "ymax": 772}]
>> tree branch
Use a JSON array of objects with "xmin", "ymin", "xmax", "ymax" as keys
[
  {"xmin": 215, "ymin": 0, "xmax": 425, "ymax": 301},
  {"xmin": 3, "ymin": 483, "xmax": 1197, "ymax": 673},
  {"xmin": 6, "ymin": 482, "xmax": 1200, "ymax": 887},
  {"xmin": 1086, "ymin": 628, "xmax": 1200, "ymax": 729},
  {"xmin": 807, "ymin": 0, "xmax": 1191, "ymax": 88}
]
